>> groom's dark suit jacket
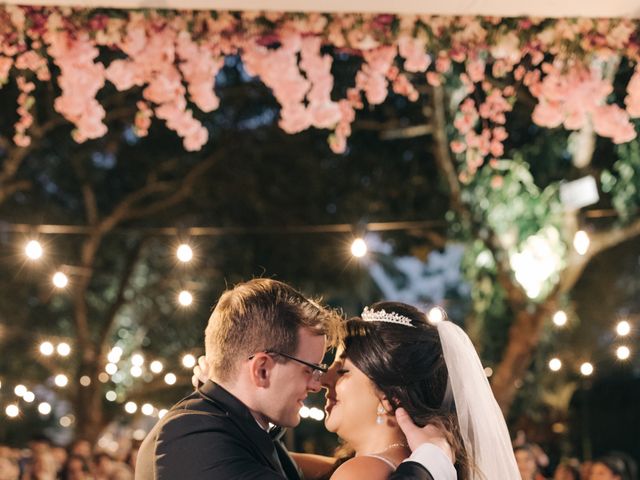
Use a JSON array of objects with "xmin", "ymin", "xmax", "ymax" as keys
[{"xmin": 135, "ymin": 381, "xmax": 434, "ymax": 480}]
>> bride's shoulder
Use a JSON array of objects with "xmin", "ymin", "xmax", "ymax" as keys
[{"xmin": 330, "ymin": 455, "xmax": 394, "ymax": 480}]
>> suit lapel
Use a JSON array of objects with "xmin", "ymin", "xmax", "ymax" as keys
[{"xmin": 198, "ymin": 381, "xmax": 296, "ymax": 479}]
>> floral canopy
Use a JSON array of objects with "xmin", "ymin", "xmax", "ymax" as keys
[{"xmin": 2, "ymin": 5, "xmax": 640, "ymax": 181}]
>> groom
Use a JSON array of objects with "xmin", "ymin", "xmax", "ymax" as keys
[{"xmin": 135, "ymin": 278, "xmax": 453, "ymax": 479}]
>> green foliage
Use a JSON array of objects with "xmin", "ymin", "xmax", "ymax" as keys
[{"xmin": 602, "ymin": 137, "xmax": 640, "ymax": 221}]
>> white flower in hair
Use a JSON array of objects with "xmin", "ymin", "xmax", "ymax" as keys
[{"xmin": 361, "ymin": 306, "xmax": 415, "ymax": 327}]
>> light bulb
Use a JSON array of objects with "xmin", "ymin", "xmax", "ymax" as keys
[
  {"xmin": 573, "ymin": 231, "xmax": 590, "ymax": 255},
  {"xmin": 182, "ymin": 354, "xmax": 196, "ymax": 369},
  {"xmin": 580, "ymin": 362, "xmax": 594, "ymax": 376},
  {"xmin": 616, "ymin": 346, "xmax": 631, "ymax": 360},
  {"xmin": 350, "ymin": 238, "xmax": 367, "ymax": 258},
  {"xmin": 52, "ymin": 272, "xmax": 69, "ymax": 289},
  {"xmin": 176, "ymin": 244, "xmax": 193, "ymax": 263},
  {"xmin": 548, "ymin": 358, "xmax": 562, "ymax": 371},
  {"xmin": 178, "ymin": 290, "xmax": 193, "ymax": 306},
  {"xmin": 39, "ymin": 341, "xmax": 54, "ymax": 356},
  {"xmin": 57, "ymin": 342, "xmax": 71, "ymax": 357},
  {"xmin": 553, "ymin": 310, "xmax": 567, "ymax": 327},
  {"xmin": 25, "ymin": 240, "xmax": 43, "ymax": 260},
  {"xmin": 616, "ymin": 321, "xmax": 631, "ymax": 337}
]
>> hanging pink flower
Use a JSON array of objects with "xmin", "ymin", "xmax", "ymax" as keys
[
  {"xmin": 592, "ymin": 104, "xmax": 636, "ymax": 144},
  {"xmin": 624, "ymin": 65, "xmax": 640, "ymax": 118},
  {"xmin": 0, "ymin": 55, "xmax": 13, "ymax": 83},
  {"xmin": 398, "ymin": 35, "xmax": 430, "ymax": 73}
]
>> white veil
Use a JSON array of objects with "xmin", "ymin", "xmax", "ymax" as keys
[{"xmin": 436, "ymin": 320, "xmax": 520, "ymax": 480}]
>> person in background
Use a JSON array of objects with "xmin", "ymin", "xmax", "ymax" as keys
[
  {"xmin": 590, "ymin": 453, "xmax": 638, "ymax": 480},
  {"xmin": 581, "ymin": 461, "xmax": 594, "ymax": 480},
  {"xmin": 0, "ymin": 456, "xmax": 20, "ymax": 480},
  {"xmin": 93, "ymin": 452, "xmax": 115, "ymax": 480},
  {"xmin": 68, "ymin": 440, "xmax": 92, "ymax": 463},
  {"xmin": 516, "ymin": 445, "xmax": 546, "ymax": 480},
  {"xmin": 59, "ymin": 454, "xmax": 92, "ymax": 480},
  {"xmin": 554, "ymin": 461, "xmax": 580, "ymax": 480}
]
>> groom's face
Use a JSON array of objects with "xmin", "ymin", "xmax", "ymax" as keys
[{"xmin": 264, "ymin": 327, "xmax": 326, "ymax": 427}]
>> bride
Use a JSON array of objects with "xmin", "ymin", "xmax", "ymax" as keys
[{"xmin": 194, "ymin": 301, "xmax": 519, "ymax": 479}]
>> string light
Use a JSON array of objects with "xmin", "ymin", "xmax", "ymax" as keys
[
  {"xmin": 105, "ymin": 391, "xmax": 117, "ymax": 402},
  {"xmin": 580, "ymin": 362, "xmax": 594, "ymax": 376},
  {"xmin": 124, "ymin": 402, "xmax": 138, "ymax": 414},
  {"xmin": 150, "ymin": 360, "xmax": 164, "ymax": 374},
  {"xmin": 39, "ymin": 341, "xmax": 54, "ymax": 356},
  {"xmin": 105, "ymin": 363, "xmax": 118, "ymax": 375},
  {"xmin": 106, "ymin": 350, "xmax": 120, "ymax": 364},
  {"xmin": 23, "ymin": 391, "xmax": 35, "ymax": 403},
  {"xmin": 176, "ymin": 244, "xmax": 193, "ymax": 263},
  {"xmin": 14, "ymin": 385, "xmax": 27, "ymax": 397},
  {"xmin": 131, "ymin": 354, "xmax": 144, "ymax": 367},
  {"xmin": 25, "ymin": 240, "xmax": 43, "ymax": 260},
  {"xmin": 549, "ymin": 358, "xmax": 562, "ymax": 371},
  {"xmin": 141, "ymin": 403, "xmax": 154, "ymax": 416},
  {"xmin": 178, "ymin": 290, "xmax": 193, "ymax": 306},
  {"xmin": 350, "ymin": 238, "xmax": 367, "ymax": 258},
  {"xmin": 573, "ymin": 230, "xmax": 590, "ymax": 255},
  {"xmin": 182, "ymin": 354, "xmax": 196, "ymax": 369},
  {"xmin": 427, "ymin": 306, "xmax": 445, "ymax": 324},
  {"xmin": 60, "ymin": 415, "xmax": 73, "ymax": 427},
  {"xmin": 309, "ymin": 407, "xmax": 325, "ymax": 421},
  {"xmin": 108, "ymin": 347, "xmax": 123, "ymax": 363},
  {"xmin": 52, "ymin": 271, "xmax": 69, "ymax": 289},
  {"xmin": 130, "ymin": 366, "xmax": 142, "ymax": 378},
  {"xmin": 553, "ymin": 310, "xmax": 568, "ymax": 327},
  {"xmin": 57, "ymin": 342, "xmax": 71, "ymax": 357},
  {"xmin": 80, "ymin": 376, "xmax": 91, "ymax": 387},
  {"xmin": 164, "ymin": 373, "xmax": 176, "ymax": 385},
  {"xmin": 54, "ymin": 374, "xmax": 68, "ymax": 387},
  {"xmin": 616, "ymin": 320, "xmax": 631, "ymax": 337},
  {"xmin": 158, "ymin": 409, "xmax": 168, "ymax": 419},
  {"xmin": 616, "ymin": 346, "xmax": 631, "ymax": 360},
  {"xmin": 5, "ymin": 404, "xmax": 20, "ymax": 418},
  {"xmin": 37, "ymin": 402, "xmax": 51, "ymax": 415}
]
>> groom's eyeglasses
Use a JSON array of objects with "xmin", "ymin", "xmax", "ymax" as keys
[{"xmin": 248, "ymin": 350, "xmax": 328, "ymax": 381}]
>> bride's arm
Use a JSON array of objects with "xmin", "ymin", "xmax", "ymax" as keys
[{"xmin": 289, "ymin": 452, "xmax": 337, "ymax": 480}]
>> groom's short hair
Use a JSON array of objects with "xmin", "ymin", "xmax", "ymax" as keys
[{"xmin": 204, "ymin": 278, "xmax": 341, "ymax": 382}]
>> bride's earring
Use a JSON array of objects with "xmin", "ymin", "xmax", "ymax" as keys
[{"xmin": 376, "ymin": 405, "xmax": 385, "ymax": 425}]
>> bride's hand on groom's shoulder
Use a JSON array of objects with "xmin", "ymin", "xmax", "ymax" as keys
[
  {"xmin": 394, "ymin": 408, "xmax": 454, "ymax": 463},
  {"xmin": 191, "ymin": 355, "xmax": 209, "ymax": 388}
]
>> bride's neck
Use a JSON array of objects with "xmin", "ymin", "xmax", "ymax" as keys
[{"xmin": 350, "ymin": 425, "xmax": 407, "ymax": 456}]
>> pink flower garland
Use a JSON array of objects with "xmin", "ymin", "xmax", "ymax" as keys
[{"xmin": 1, "ymin": 8, "xmax": 640, "ymax": 171}]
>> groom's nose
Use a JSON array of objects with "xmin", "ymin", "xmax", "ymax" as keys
[{"xmin": 307, "ymin": 376, "xmax": 323, "ymax": 393}]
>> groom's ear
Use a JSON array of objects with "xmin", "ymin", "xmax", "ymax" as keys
[{"xmin": 248, "ymin": 353, "xmax": 273, "ymax": 387}]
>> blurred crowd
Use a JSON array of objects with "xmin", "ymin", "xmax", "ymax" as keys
[
  {"xmin": 515, "ymin": 444, "xmax": 638, "ymax": 480},
  {"xmin": 0, "ymin": 433, "xmax": 637, "ymax": 480},
  {"xmin": 0, "ymin": 437, "xmax": 138, "ymax": 480}
]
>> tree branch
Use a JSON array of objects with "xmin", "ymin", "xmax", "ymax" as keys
[
  {"xmin": 97, "ymin": 236, "xmax": 148, "ymax": 353},
  {"xmin": 124, "ymin": 154, "xmax": 221, "ymax": 219},
  {"xmin": 558, "ymin": 216, "xmax": 640, "ymax": 294},
  {"xmin": 430, "ymin": 84, "xmax": 467, "ymax": 219}
]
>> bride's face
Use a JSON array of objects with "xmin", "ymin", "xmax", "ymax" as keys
[{"xmin": 322, "ymin": 349, "xmax": 381, "ymax": 441}]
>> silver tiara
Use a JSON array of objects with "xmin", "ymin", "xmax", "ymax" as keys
[{"xmin": 361, "ymin": 306, "xmax": 415, "ymax": 327}]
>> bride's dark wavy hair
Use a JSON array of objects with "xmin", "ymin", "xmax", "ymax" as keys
[{"xmin": 343, "ymin": 301, "xmax": 471, "ymax": 479}]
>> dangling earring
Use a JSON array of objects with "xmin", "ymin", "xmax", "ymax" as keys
[{"xmin": 376, "ymin": 405, "xmax": 385, "ymax": 425}]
